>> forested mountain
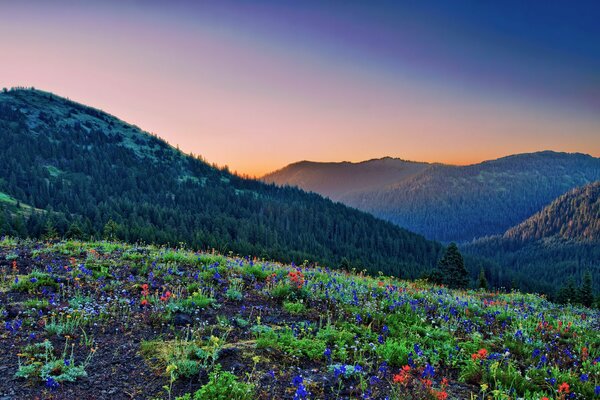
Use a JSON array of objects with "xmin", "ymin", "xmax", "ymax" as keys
[
  {"xmin": 503, "ymin": 181, "xmax": 600, "ymax": 242},
  {"xmin": 263, "ymin": 158, "xmax": 432, "ymax": 200},
  {"xmin": 263, "ymin": 153, "xmax": 600, "ymax": 242},
  {"xmin": 0, "ymin": 87, "xmax": 443, "ymax": 277},
  {"xmin": 462, "ymin": 182, "xmax": 600, "ymax": 296}
]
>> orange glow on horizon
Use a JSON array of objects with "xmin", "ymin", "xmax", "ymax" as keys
[{"xmin": 1, "ymin": 2, "xmax": 598, "ymax": 178}]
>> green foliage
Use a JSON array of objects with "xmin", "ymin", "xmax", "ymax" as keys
[
  {"xmin": 255, "ymin": 327, "xmax": 326, "ymax": 361},
  {"xmin": 478, "ymin": 267, "xmax": 488, "ymax": 290},
  {"xmin": 225, "ymin": 278, "xmax": 244, "ymax": 301},
  {"xmin": 283, "ymin": 300, "xmax": 306, "ymax": 315},
  {"xmin": 167, "ymin": 292, "xmax": 214, "ymax": 313},
  {"xmin": 0, "ymin": 88, "xmax": 442, "ymax": 278},
  {"xmin": 15, "ymin": 339, "xmax": 88, "ymax": 383},
  {"xmin": 176, "ymin": 365, "xmax": 255, "ymax": 400},
  {"xmin": 580, "ymin": 271, "xmax": 594, "ymax": 307},
  {"xmin": 438, "ymin": 243, "xmax": 469, "ymax": 289},
  {"xmin": 12, "ymin": 270, "xmax": 58, "ymax": 293},
  {"xmin": 376, "ymin": 339, "xmax": 411, "ymax": 366}
]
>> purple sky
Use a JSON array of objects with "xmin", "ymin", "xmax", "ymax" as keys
[{"xmin": 2, "ymin": 1, "xmax": 599, "ymax": 176}]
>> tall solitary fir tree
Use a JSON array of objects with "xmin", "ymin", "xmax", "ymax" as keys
[
  {"xmin": 439, "ymin": 243, "xmax": 469, "ymax": 289},
  {"xmin": 478, "ymin": 267, "xmax": 488, "ymax": 290},
  {"xmin": 580, "ymin": 271, "xmax": 594, "ymax": 308}
]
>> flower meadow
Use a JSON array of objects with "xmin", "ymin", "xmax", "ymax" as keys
[{"xmin": 0, "ymin": 238, "xmax": 598, "ymax": 399}]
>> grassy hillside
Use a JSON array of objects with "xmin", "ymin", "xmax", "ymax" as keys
[
  {"xmin": 0, "ymin": 87, "xmax": 442, "ymax": 278},
  {"xmin": 263, "ymin": 152, "xmax": 600, "ymax": 242},
  {"xmin": 0, "ymin": 238, "xmax": 598, "ymax": 399}
]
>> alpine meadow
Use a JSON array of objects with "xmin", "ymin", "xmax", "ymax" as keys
[{"xmin": 1, "ymin": 2, "xmax": 599, "ymax": 400}]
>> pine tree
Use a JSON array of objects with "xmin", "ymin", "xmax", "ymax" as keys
[
  {"xmin": 43, "ymin": 219, "xmax": 58, "ymax": 240},
  {"xmin": 66, "ymin": 222, "xmax": 83, "ymax": 240},
  {"xmin": 580, "ymin": 271, "xmax": 594, "ymax": 308},
  {"xmin": 478, "ymin": 267, "xmax": 488, "ymax": 290},
  {"xmin": 557, "ymin": 278, "xmax": 577, "ymax": 304},
  {"xmin": 439, "ymin": 243, "xmax": 469, "ymax": 289},
  {"xmin": 103, "ymin": 219, "xmax": 119, "ymax": 241}
]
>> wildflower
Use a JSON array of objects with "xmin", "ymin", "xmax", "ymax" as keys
[
  {"xmin": 422, "ymin": 363, "xmax": 435, "ymax": 379},
  {"xmin": 293, "ymin": 383, "xmax": 308, "ymax": 400},
  {"xmin": 45, "ymin": 377, "xmax": 59, "ymax": 390},
  {"xmin": 166, "ymin": 364, "xmax": 178, "ymax": 374},
  {"xmin": 292, "ymin": 374, "xmax": 303, "ymax": 386},
  {"xmin": 580, "ymin": 373, "xmax": 588, "ymax": 382},
  {"xmin": 414, "ymin": 344, "xmax": 423, "ymax": 357},
  {"xmin": 558, "ymin": 382, "xmax": 569, "ymax": 394},
  {"xmin": 595, "ymin": 386, "xmax": 600, "ymax": 396},
  {"xmin": 392, "ymin": 365, "xmax": 411, "ymax": 386},
  {"xmin": 581, "ymin": 346, "xmax": 588, "ymax": 361},
  {"xmin": 472, "ymin": 348, "xmax": 488, "ymax": 361},
  {"xmin": 140, "ymin": 299, "xmax": 149, "ymax": 306}
]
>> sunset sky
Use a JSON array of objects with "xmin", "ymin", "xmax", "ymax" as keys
[{"xmin": 2, "ymin": 1, "xmax": 599, "ymax": 176}]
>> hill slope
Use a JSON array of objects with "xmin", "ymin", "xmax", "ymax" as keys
[
  {"xmin": 1, "ymin": 240, "xmax": 598, "ymax": 399},
  {"xmin": 263, "ymin": 153, "xmax": 600, "ymax": 242},
  {"xmin": 503, "ymin": 181, "xmax": 600, "ymax": 242},
  {"xmin": 0, "ymin": 88, "xmax": 442, "ymax": 277},
  {"xmin": 462, "ymin": 182, "xmax": 600, "ymax": 295}
]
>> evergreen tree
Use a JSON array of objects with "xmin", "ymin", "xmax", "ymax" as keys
[
  {"xmin": 43, "ymin": 219, "xmax": 58, "ymax": 240},
  {"xmin": 426, "ymin": 268, "xmax": 444, "ymax": 285},
  {"xmin": 478, "ymin": 267, "xmax": 488, "ymax": 290},
  {"xmin": 580, "ymin": 271, "xmax": 594, "ymax": 308},
  {"xmin": 438, "ymin": 243, "xmax": 469, "ymax": 289},
  {"xmin": 103, "ymin": 219, "xmax": 119, "ymax": 241},
  {"xmin": 557, "ymin": 278, "xmax": 578, "ymax": 304},
  {"xmin": 66, "ymin": 222, "xmax": 83, "ymax": 240}
]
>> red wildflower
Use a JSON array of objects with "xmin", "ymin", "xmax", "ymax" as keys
[
  {"xmin": 433, "ymin": 390, "xmax": 448, "ymax": 400},
  {"xmin": 582, "ymin": 346, "xmax": 589, "ymax": 361},
  {"xmin": 558, "ymin": 382, "xmax": 570, "ymax": 394},
  {"xmin": 472, "ymin": 348, "xmax": 488, "ymax": 361},
  {"xmin": 141, "ymin": 299, "xmax": 149, "ymax": 306},
  {"xmin": 392, "ymin": 365, "xmax": 412, "ymax": 386},
  {"xmin": 288, "ymin": 270, "xmax": 305, "ymax": 288}
]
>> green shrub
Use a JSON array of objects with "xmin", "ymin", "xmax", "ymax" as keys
[
  {"xmin": 12, "ymin": 271, "xmax": 58, "ymax": 293},
  {"xmin": 190, "ymin": 365, "xmax": 254, "ymax": 400},
  {"xmin": 283, "ymin": 301, "xmax": 306, "ymax": 314}
]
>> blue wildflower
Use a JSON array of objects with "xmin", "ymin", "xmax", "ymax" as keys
[
  {"xmin": 422, "ymin": 363, "xmax": 435, "ymax": 379},
  {"xmin": 45, "ymin": 377, "xmax": 59, "ymax": 390}
]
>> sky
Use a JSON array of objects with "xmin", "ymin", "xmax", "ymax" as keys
[{"xmin": 1, "ymin": 0, "xmax": 599, "ymax": 176}]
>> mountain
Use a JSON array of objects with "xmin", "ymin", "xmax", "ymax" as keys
[
  {"xmin": 462, "ymin": 182, "xmax": 600, "ymax": 296},
  {"xmin": 0, "ymin": 87, "xmax": 443, "ymax": 277},
  {"xmin": 263, "ymin": 157, "xmax": 432, "ymax": 200},
  {"xmin": 503, "ymin": 181, "xmax": 600, "ymax": 242},
  {"xmin": 263, "ymin": 153, "xmax": 600, "ymax": 242}
]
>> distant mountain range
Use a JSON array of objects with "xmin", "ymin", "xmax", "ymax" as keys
[
  {"xmin": 263, "ymin": 153, "xmax": 600, "ymax": 242},
  {"xmin": 0, "ymin": 88, "xmax": 442, "ymax": 277}
]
